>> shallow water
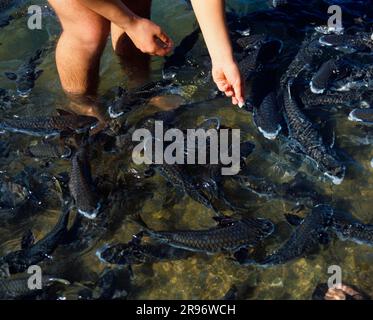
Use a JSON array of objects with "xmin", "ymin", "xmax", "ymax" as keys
[{"xmin": 0, "ymin": 0, "xmax": 373, "ymax": 300}]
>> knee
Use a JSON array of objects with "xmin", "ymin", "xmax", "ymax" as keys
[{"xmin": 63, "ymin": 23, "xmax": 110, "ymax": 53}]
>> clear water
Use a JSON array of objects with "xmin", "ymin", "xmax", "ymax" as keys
[{"xmin": 1, "ymin": 0, "xmax": 373, "ymax": 300}]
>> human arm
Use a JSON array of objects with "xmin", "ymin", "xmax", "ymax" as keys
[{"xmin": 190, "ymin": 0, "xmax": 245, "ymax": 106}]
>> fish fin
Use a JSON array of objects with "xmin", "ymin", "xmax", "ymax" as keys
[
  {"xmin": 232, "ymin": 248, "xmax": 255, "ymax": 266},
  {"xmin": 21, "ymin": 229, "xmax": 35, "ymax": 250},
  {"xmin": 34, "ymin": 69, "xmax": 44, "ymax": 80},
  {"xmin": 0, "ymin": 263, "xmax": 10, "ymax": 279},
  {"xmin": 4, "ymin": 72, "xmax": 17, "ymax": 81},
  {"xmin": 212, "ymin": 216, "xmax": 236, "ymax": 227},
  {"xmin": 284, "ymin": 213, "xmax": 304, "ymax": 226},
  {"xmin": 56, "ymin": 108, "xmax": 73, "ymax": 116}
]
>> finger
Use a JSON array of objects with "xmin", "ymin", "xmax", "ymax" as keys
[
  {"xmin": 232, "ymin": 97, "xmax": 238, "ymax": 105},
  {"xmin": 152, "ymin": 43, "xmax": 173, "ymax": 57},
  {"xmin": 232, "ymin": 78, "xmax": 245, "ymax": 105},
  {"xmin": 225, "ymin": 90, "xmax": 234, "ymax": 97},
  {"xmin": 157, "ymin": 30, "xmax": 173, "ymax": 48}
]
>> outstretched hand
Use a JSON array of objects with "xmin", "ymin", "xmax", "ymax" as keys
[{"xmin": 212, "ymin": 60, "xmax": 245, "ymax": 107}]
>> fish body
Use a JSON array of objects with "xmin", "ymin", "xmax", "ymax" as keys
[
  {"xmin": 260, "ymin": 204, "xmax": 333, "ymax": 266},
  {"xmin": 0, "ymin": 206, "xmax": 70, "ymax": 274},
  {"xmin": 236, "ymin": 34, "xmax": 267, "ymax": 51},
  {"xmin": 69, "ymin": 146, "xmax": 100, "ymax": 219},
  {"xmin": 0, "ymin": 275, "xmax": 68, "ymax": 299},
  {"xmin": 319, "ymin": 33, "xmax": 373, "ymax": 52},
  {"xmin": 332, "ymin": 211, "xmax": 373, "ymax": 246},
  {"xmin": 142, "ymin": 217, "xmax": 274, "ymax": 253},
  {"xmin": 283, "ymin": 86, "xmax": 345, "ymax": 184},
  {"xmin": 26, "ymin": 141, "xmax": 72, "ymax": 159},
  {"xmin": 310, "ymin": 59, "xmax": 349, "ymax": 94},
  {"xmin": 253, "ymin": 92, "xmax": 282, "ymax": 140},
  {"xmin": 239, "ymin": 48, "xmax": 261, "ymax": 80},
  {"xmin": 331, "ymin": 66, "xmax": 373, "ymax": 92},
  {"xmin": 0, "ymin": 113, "xmax": 97, "ymax": 137},
  {"xmin": 5, "ymin": 48, "xmax": 48, "ymax": 97},
  {"xmin": 280, "ymin": 34, "xmax": 323, "ymax": 86},
  {"xmin": 96, "ymin": 241, "xmax": 191, "ymax": 265},
  {"xmin": 156, "ymin": 164, "xmax": 216, "ymax": 212},
  {"xmin": 300, "ymin": 89, "xmax": 361, "ymax": 107}
]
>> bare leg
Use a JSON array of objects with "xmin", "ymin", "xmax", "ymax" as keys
[
  {"xmin": 48, "ymin": 0, "xmax": 110, "ymax": 96},
  {"xmin": 111, "ymin": 0, "xmax": 152, "ymax": 86}
]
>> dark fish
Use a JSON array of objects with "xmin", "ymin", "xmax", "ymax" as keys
[
  {"xmin": 300, "ymin": 89, "xmax": 361, "ymax": 108},
  {"xmin": 237, "ymin": 173, "xmax": 322, "ymax": 208},
  {"xmin": 107, "ymin": 87, "xmax": 138, "ymax": 119},
  {"xmin": 236, "ymin": 175, "xmax": 279, "ymax": 199},
  {"xmin": 260, "ymin": 204, "xmax": 333, "ymax": 266},
  {"xmin": 310, "ymin": 59, "xmax": 349, "ymax": 94},
  {"xmin": 349, "ymin": 108, "xmax": 373, "ymax": 126},
  {"xmin": 96, "ymin": 237, "xmax": 191, "ymax": 266},
  {"xmin": 239, "ymin": 39, "xmax": 282, "ymax": 81},
  {"xmin": 155, "ymin": 163, "xmax": 218, "ymax": 212},
  {"xmin": 138, "ymin": 216, "xmax": 274, "ymax": 253},
  {"xmin": 0, "ymin": 205, "xmax": 70, "ymax": 274},
  {"xmin": 331, "ymin": 64, "xmax": 373, "ymax": 92},
  {"xmin": 0, "ymin": 275, "xmax": 69, "ymax": 300},
  {"xmin": 163, "ymin": 28, "xmax": 201, "ymax": 79},
  {"xmin": 5, "ymin": 48, "xmax": 48, "ymax": 97},
  {"xmin": 108, "ymin": 80, "xmax": 174, "ymax": 119},
  {"xmin": 236, "ymin": 34, "xmax": 267, "ymax": 51},
  {"xmin": 283, "ymin": 85, "xmax": 345, "ymax": 184},
  {"xmin": 280, "ymin": 34, "xmax": 323, "ymax": 86},
  {"xmin": 319, "ymin": 33, "xmax": 373, "ymax": 52},
  {"xmin": 26, "ymin": 141, "xmax": 72, "ymax": 159},
  {"xmin": 253, "ymin": 92, "xmax": 282, "ymax": 140},
  {"xmin": 331, "ymin": 211, "xmax": 373, "ymax": 246},
  {"xmin": 69, "ymin": 146, "xmax": 100, "ymax": 219},
  {"xmin": 0, "ymin": 110, "xmax": 98, "ymax": 137}
]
